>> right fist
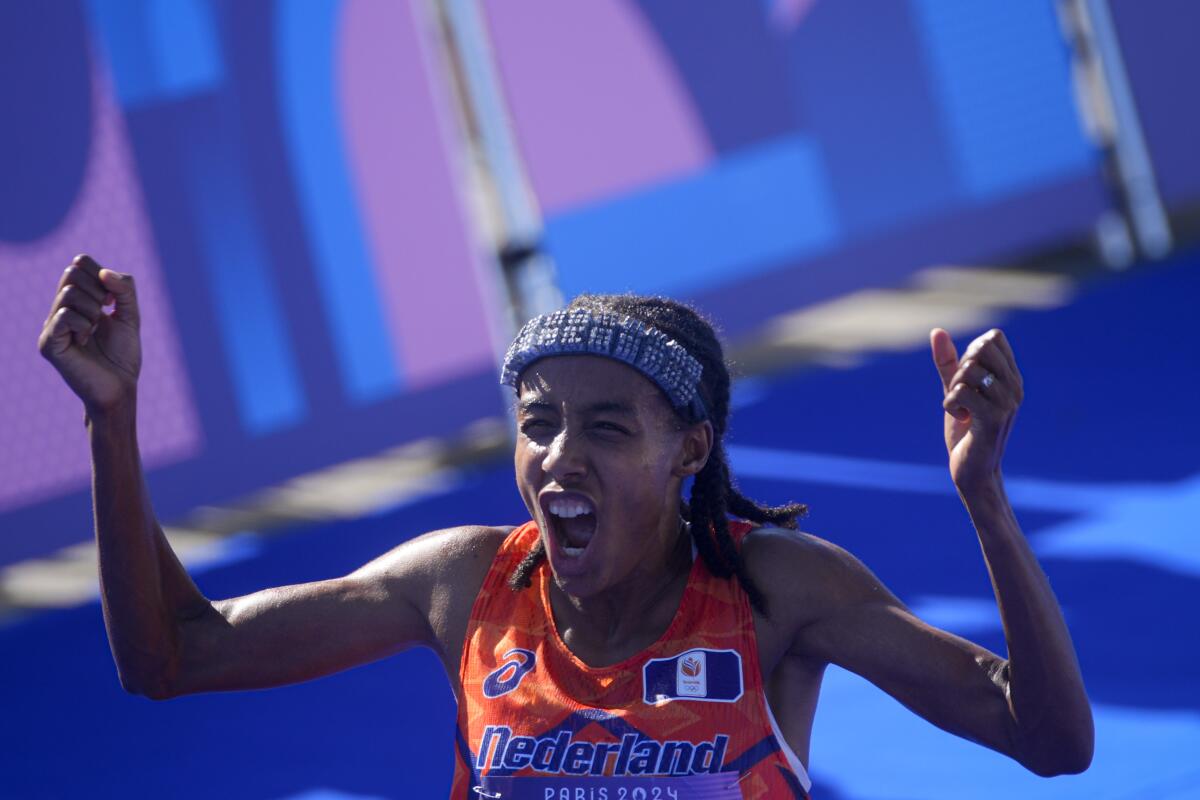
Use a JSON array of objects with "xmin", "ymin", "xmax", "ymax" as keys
[{"xmin": 38, "ymin": 254, "xmax": 142, "ymax": 413}]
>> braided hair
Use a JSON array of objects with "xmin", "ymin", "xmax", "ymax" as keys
[{"xmin": 507, "ymin": 294, "xmax": 806, "ymax": 615}]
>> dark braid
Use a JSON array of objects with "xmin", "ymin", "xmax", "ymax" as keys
[
  {"xmin": 507, "ymin": 294, "xmax": 806, "ymax": 614},
  {"xmin": 510, "ymin": 539, "xmax": 545, "ymax": 589}
]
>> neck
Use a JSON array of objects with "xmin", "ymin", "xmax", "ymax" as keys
[{"xmin": 549, "ymin": 518, "xmax": 692, "ymax": 666}]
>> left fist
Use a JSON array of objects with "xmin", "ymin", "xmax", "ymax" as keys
[{"xmin": 930, "ymin": 328, "xmax": 1023, "ymax": 489}]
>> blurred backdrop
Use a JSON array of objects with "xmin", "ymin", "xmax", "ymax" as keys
[{"xmin": 2, "ymin": 1, "xmax": 1198, "ymax": 798}]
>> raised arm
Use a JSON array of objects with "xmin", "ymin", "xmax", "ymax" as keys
[
  {"xmin": 928, "ymin": 328, "xmax": 1092, "ymax": 771},
  {"xmin": 38, "ymin": 256, "xmax": 494, "ymax": 699},
  {"xmin": 776, "ymin": 329, "xmax": 1092, "ymax": 776}
]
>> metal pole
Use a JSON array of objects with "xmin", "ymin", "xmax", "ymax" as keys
[{"xmin": 1060, "ymin": 0, "xmax": 1172, "ymax": 264}]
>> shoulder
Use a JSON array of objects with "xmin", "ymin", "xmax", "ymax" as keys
[
  {"xmin": 351, "ymin": 524, "xmax": 517, "ymax": 663},
  {"xmin": 741, "ymin": 525, "xmax": 893, "ymax": 626},
  {"xmin": 355, "ymin": 524, "xmax": 514, "ymax": 589}
]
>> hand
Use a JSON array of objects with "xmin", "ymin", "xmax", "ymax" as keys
[
  {"xmin": 930, "ymin": 328, "xmax": 1023, "ymax": 491},
  {"xmin": 38, "ymin": 254, "xmax": 142, "ymax": 415}
]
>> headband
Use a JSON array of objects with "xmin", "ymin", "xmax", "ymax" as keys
[{"xmin": 500, "ymin": 308, "xmax": 707, "ymax": 421}]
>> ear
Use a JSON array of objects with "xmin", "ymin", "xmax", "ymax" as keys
[{"xmin": 674, "ymin": 419, "xmax": 714, "ymax": 478}]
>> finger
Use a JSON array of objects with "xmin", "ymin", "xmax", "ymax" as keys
[
  {"xmin": 51, "ymin": 262, "xmax": 108, "ymax": 313},
  {"xmin": 962, "ymin": 329, "xmax": 1015, "ymax": 372},
  {"xmin": 98, "ymin": 269, "xmax": 139, "ymax": 327},
  {"xmin": 943, "ymin": 380, "xmax": 996, "ymax": 424},
  {"xmin": 72, "ymin": 253, "xmax": 103, "ymax": 281},
  {"xmin": 964, "ymin": 331, "xmax": 1023, "ymax": 398},
  {"xmin": 929, "ymin": 328, "xmax": 959, "ymax": 394},
  {"xmin": 947, "ymin": 359, "xmax": 995, "ymax": 395},
  {"xmin": 970, "ymin": 346, "xmax": 1023, "ymax": 402},
  {"xmin": 39, "ymin": 307, "xmax": 93, "ymax": 360},
  {"xmin": 66, "ymin": 254, "xmax": 108, "ymax": 303},
  {"xmin": 988, "ymin": 328, "xmax": 1017, "ymax": 370},
  {"xmin": 991, "ymin": 330, "xmax": 1023, "ymax": 395},
  {"xmin": 54, "ymin": 284, "xmax": 104, "ymax": 326}
]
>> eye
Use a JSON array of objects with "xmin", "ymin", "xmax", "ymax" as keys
[
  {"xmin": 519, "ymin": 418, "xmax": 553, "ymax": 436},
  {"xmin": 592, "ymin": 421, "xmax": 630, "ymax": 435}
]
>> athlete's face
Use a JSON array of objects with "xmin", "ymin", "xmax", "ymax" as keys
[{"xmin": 514, "ymin": 356, "xmax": 711, "ymax": 599}]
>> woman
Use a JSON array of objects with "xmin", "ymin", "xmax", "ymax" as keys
[{"xmin": 39, "ymin": 255, "xmax": 1093, "ymax": 798}]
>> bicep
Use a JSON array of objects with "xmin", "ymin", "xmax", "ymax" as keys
[
  {"xmin": 792, "ymin": 542, "xmax": 1019, "ymax": 756},
  {"xmin": 164, "ymin": 575, "xmax": 427, "ymax": 697},
  {"xmin": 165, "ymin": 529, "xmax": 466, "ymax": 697}
]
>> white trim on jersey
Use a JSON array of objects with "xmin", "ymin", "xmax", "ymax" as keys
[{"xmin": 764, "ymin": 694, "xmax": 814, "ymax": 794}]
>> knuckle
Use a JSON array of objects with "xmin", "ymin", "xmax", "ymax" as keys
[{"xmin": 61, "ymin": 286, "xmax": 96, "ymax": 312}]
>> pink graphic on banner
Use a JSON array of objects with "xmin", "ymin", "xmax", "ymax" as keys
[
  {"xmin": 770, "ymin": 0, "xmax": 820, "ymax": 32},
  {"xmin": 483, "ymin": 0, "xmax": 713, "ymax": 214},
  {"xmin": 339, "ymin": 0, "xmax": 501, "ymax": 389},
  {"xmin": 0, "ymin": 59, "xmax": 201, "ymax": 513}
]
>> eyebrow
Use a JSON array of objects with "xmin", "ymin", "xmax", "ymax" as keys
[
  {"xmin": 516, "ymin": 398, "xmax": 637, "ymax": 416},
  {"xmin": 517, "ymin": 399, "xmax": 555, "ymax": 415}
]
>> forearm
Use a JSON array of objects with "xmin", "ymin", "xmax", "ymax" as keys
[
  {"xmin": 89, "ymin": 395, "xmax": 209, "ymax": 697},
  {"xmin": 961, "ymin": 476, "xmax": 1093, "ymax": 773}
]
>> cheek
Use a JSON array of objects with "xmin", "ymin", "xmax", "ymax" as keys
[
  {"xmin": 609, "ymin": 451, "xmax": 677, "ymax": 503},
  {"xmin": 514, "ymin": 440, "xmax": 553, "ymax": 499}
]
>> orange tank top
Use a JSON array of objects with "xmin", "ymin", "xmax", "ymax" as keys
[{"xmin": 450, "ymin": 521, "xmax": 813, "ymax": 799}]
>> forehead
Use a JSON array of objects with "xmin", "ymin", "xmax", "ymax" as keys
[{"xmin": 516, "ymin": 355, "xmax": 668, "ymax": 410}]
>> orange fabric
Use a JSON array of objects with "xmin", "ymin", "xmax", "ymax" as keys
[{"xmin": 450, "ymin": 521, "xmax": 809, "ymax": 798}]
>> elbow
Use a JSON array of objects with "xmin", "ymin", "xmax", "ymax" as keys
[
  {"xmin": 1018, "ymin": 717, "xmax": 1095, "ymax": 777},
  {"xmin": 1025, "ymin": 746, "xmax": 1093, "ymax": 777},
  {"xmin": 123, "ymin": 680, "xmax": 178, "ymax": 702},
  {"xmin": 1023, "ymin": 749, "xmax": 1092, "ymax": 777},
  {"xmin": 135, "ymin": 683, "xmax": 178, "ymax": 702},
  {"xmin": 117, "ymin": 668, "xmax": 180, "ymax": 701}
]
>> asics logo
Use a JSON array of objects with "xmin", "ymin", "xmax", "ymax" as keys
[{"xmin": 483, "ymin": 648, "xmax": 537, "ymax": 698}]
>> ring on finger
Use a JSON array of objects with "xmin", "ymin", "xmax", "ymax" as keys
[{"xmin": 980, "ymin": 372, "xmax": 997, "ymax": 390}]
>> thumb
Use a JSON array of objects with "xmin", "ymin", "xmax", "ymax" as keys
[
  {"xmin": 98, "ymin": 269, "xmax": 139, "ymax": 326},
  {"xmin": 930, "ymin": 328, "xmax": 959, "ymax": 393}
]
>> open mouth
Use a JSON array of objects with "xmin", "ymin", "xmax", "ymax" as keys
[{"xmin": 542, "ymin": 493, "xmax": 598, "ymax": 557}]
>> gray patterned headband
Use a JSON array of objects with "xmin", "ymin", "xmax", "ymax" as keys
[{"xmin": 500, "ymin": 308, "xmax": 707, "ymax": 421}]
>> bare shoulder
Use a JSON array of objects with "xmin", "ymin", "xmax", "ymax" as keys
[
  {"xmin": 742, "ymin": 526, "xmax": 897, "ymax": 628},
  {"xmin": 353, "ymin": 523, "xmax": 512, "ymax": 592},
  {"xmin": 351, "ymin": 524, "xmax": 513, "ymax": 656}
]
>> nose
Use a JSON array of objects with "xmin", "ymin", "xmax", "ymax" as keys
[{"xmin": 542, "ymin": 427, "xmax": 587, "ymax": 482}]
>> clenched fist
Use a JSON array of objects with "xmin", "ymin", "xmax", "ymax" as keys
[{"xmin": 38, "ymin": 254, "xmax": 142, "ymax": 415}]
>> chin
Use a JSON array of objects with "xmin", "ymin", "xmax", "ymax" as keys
[{"xmin": 543, "ymin": 539, "xmax": 607, "ymax": 599}]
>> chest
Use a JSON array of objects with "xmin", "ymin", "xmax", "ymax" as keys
[
  {"xmin": 459, "ymin": 616, "xmax": 772, "ymax": 789},
  {"xmin": 455, "ymin": 563, "xmax": 807, "ymax": 785}
]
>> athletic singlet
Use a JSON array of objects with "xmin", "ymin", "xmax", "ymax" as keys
[{"xmin": 451, "ymin": 521, "xmax": 813, "ymax": 799}]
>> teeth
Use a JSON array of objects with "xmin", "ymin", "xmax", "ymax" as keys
[
  {"xmin": 563, "ymin": 546, "xmax": 585, "ymax": 556},
  {"xmin": 547, "ymin": 498, "xmax": 593, "ymax": 518}
]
